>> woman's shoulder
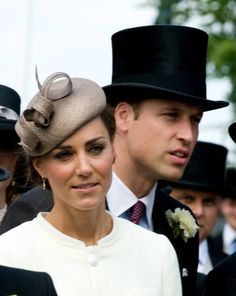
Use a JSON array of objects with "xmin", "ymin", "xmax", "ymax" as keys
[
  {"xmin": 0, "ymin": 214, "xmax": 40, "ymax": 242},
  {"xmin": 116, "ymin": 216, "xmax": 171, "ymax": 245}
]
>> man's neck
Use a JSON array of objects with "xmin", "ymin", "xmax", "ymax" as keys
[{"xmin": 112, "ymin": 165, "xmax": 156, "ymax": 198}]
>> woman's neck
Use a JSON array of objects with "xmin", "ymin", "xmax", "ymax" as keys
[{"xmin": 45, "ymin": 207, "xmax": 113, "ymax": 246}]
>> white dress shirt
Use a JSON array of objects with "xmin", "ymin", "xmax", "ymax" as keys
[
  {"xmin": 106, "ymin": 172, "xmax": 156, "ymax": 230},
  {"xmin": 198, "ymin": 239, "xmax": 213, "ymax": 274},
  {"xmin": 222, "ymin": 222, "xmax": 236, "ymax": 255}
]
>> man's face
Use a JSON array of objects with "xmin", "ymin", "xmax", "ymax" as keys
[
  {"xmin": 114, "ymin": 98, "xmax": 203, "ymax": 184},
  {"xmin": 170, "ymin": 187, "xmax": 221, "ymax": 242},
  {"xmin": 220, "ymin": 198, "xmax": 236, "ymax": 230}
]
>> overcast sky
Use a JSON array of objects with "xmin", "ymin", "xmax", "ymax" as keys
[{"xmin": 1, "ymin": 0, "xmax": 235, "ymax": 163}]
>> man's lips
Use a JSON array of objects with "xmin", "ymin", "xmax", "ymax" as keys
[
  {"xmin": 170, "ymin": 148, "xmax": 189, "ymax": 159},
  {"xmin": 168, "ymin": 149, "xmax": 190, "ymax": 165}
]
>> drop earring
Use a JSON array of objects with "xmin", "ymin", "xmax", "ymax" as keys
[
  {"xmin": 41, "ymin": 176, "xmax": 46, "ymax": 190},
  {"xmin": 11, "ymin": 178, "xmax": 16, "ymax": 187}
]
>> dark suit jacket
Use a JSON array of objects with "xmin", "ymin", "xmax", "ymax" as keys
[
  {"xmin": 0, "ymin": 265, "xmax": 57, "ymax": 296},
  {"xmin": 0, "ymin": 187, "xmax": 53, "ymax": 234},
  {"xmin": 196, "ymin": 272, "xmax": 206, "ymax": 296},
  {"xmin": 211, "ymin": 231, "xmax": 224, "ymax": 253},
  {"xmin": 0, "ymin": 186, "xmax": 199, "ymax": 296},
  {"xmin": 153, "ymin": 187, "xmax": 199, "ymax": 296},
  {"xmin": 207, "ymin": 236, "xmax": 228, "ymax": 268},
  {"xmin": 204, "ymin": 252, "xmax": 236, "ymax": 296}
]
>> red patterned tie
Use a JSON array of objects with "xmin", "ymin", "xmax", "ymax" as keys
[{"xmin": 130, "ymin": 200, "xmax": 145, "ymax": 224}]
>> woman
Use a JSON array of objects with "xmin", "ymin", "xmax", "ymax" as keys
[{"xmin": 0, "ymin": 72, "xmax": 182, "ymax": 295}]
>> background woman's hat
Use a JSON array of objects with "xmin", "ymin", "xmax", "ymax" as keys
[
  {"xmin": 0, "ymin": 85, "xmax": 21, "ymax": 132},
  {"xmin": 103, "ymin": 25, "xmax": 228, "ymax": 111},
  {"xmin": 159, "ymin": 141, "xmax": 228, "ymax": 193}
]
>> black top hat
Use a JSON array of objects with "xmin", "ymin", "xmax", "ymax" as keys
[
  {"xmin": 228, "ymin": 122, "xmax": 236, "ymax": 143},
  {"xmin": 0, "ymin": 84, "xmax": 21, "ymax": 132},
  {"xmin": 222, "ymin": 167, "xmax": 236, "ymax": 199},
  {"xmin": 0, "ymin": 85, "xmax": 21, "ymax": 149},
  {"xmin": 103, "ymin": 25, "xmax": 228, "ymax": 111},
  {"xmin": 159, "ymin": 141, "xmax": 228, "ymax": 193}
]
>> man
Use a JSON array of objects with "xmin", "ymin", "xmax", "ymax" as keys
[
  {"xmin": 159, "ymin": 141, "xmax": 228, "ymax": 275},
  {"xmin": 0, "ymin": 25, "xmax": 229, "ymax": 296},
  {"xmin": 102, "ymin": 25, "xmax": 228, "ymax": 296},
  {"xmin": 213, "ymin": 167, "xmax": 236, "ymax": 255},
  {"xmin": 203, "ymin": 122, "xmax": 236, "ymax": 296}
]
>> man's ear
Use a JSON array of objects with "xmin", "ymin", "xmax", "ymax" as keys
[{"xmin": 114, "ymin": 102, "xmax": 134, "ymax": 132}]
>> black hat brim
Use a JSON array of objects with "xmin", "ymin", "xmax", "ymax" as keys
[
  {"xmin": 103, "ymin": 83, "xmax": 228, "ymax": 111},
  {"xmin": 0, "ymin": 119, "xmax": 17, "ymax": 132},
  {"xmin": 229, "ymin": 122, "xmax": 236, "ymax": 143},
  {"xmin": 159, "ymin": 179, "xmax": 226, "ymax": 194}
]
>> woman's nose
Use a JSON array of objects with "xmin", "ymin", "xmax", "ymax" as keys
[{"xmin": 75, "ymin": 155, "xmax": 92, "ymax": 177}]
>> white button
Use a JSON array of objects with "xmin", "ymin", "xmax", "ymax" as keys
[{"xmin": 88, "ymin": 254, "xmax": 98, "ymax": 266}]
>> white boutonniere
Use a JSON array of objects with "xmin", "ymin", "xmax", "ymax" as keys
[{"xmin": 165, "ymin": 208, "xmax": 199, "ymax": 242}]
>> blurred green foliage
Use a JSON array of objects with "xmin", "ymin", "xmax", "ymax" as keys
[{"xmin": 144, "ymin": 0, "xmax": 236, "ymax": 111}]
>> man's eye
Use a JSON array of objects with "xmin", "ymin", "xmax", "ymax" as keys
[
  {"xmin": 204, "ymin": 200, "xmax": 215, "ymax": 206},
  {"xmin": 183, "ymin": 196, "xmax": 194, "ymax": 202},
  {"xmin": 166, "ymin": 112, "xmax": 177, "ymax": 117},
  {"xmin": 193, "ymin": 116, "xmax": 202, "ymax": 124},
  {"xmin": 164, "ymin": 112, "xmax": 179, "ymax": 120}
]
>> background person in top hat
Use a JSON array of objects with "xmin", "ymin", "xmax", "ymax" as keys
[
  {"xmin": 103, "ymin": 25, "xmax": 229, "ymax": 296},
  {"xmin": 212, "ymin": 167, "xmax": 236, "ymax": 255},
  {"xmin": 159, "ymin": 141, "xmax": 228, "ymax": 276},
  {"xmin": 0, "ymin": 24, "xmax": 229, "ymax": 296},
  {"xmin": 0, "ymin": 84, "xmax": 29, "ymax": 223},
  {"xmin": 203, "ymin": 123, "xmax": 236, "ymax": 296}
]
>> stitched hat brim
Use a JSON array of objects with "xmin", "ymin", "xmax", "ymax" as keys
[{"xmin": 103, "ymin": 83, "xmax": 228, "ymax": 111}]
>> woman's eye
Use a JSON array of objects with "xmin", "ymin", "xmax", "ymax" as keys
[
  {"xmin": 54, "ymin": 150, "xmax": 72, "ymax": 160},
  {"xmin": 89, "ymin": 144, "xmax": 105, "ymax": 155}
]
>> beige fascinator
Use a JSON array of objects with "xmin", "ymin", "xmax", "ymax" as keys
[{"xmin": 15, "ymin": 71, "xmax": 106, "ymax": 156}]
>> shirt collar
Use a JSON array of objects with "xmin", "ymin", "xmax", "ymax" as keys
[
  {"xmin": 223, "ymin": 223, "xmax": 236, "ymax": 246},
  {"xmin": 106, "ymin": 172, "xmax": 156, "ymax": 228},
  {"xmin": 199, "ymin": 239, "xmax": 209, "ymax": 265}
]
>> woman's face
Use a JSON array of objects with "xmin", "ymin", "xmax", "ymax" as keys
[
  {"xmin": 33, "ymin": 117, "xmax": 115, "ymax": 213},
  {"xmin": 0, "ymin": 150, "xmax": 17, "ymax": 196}
]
